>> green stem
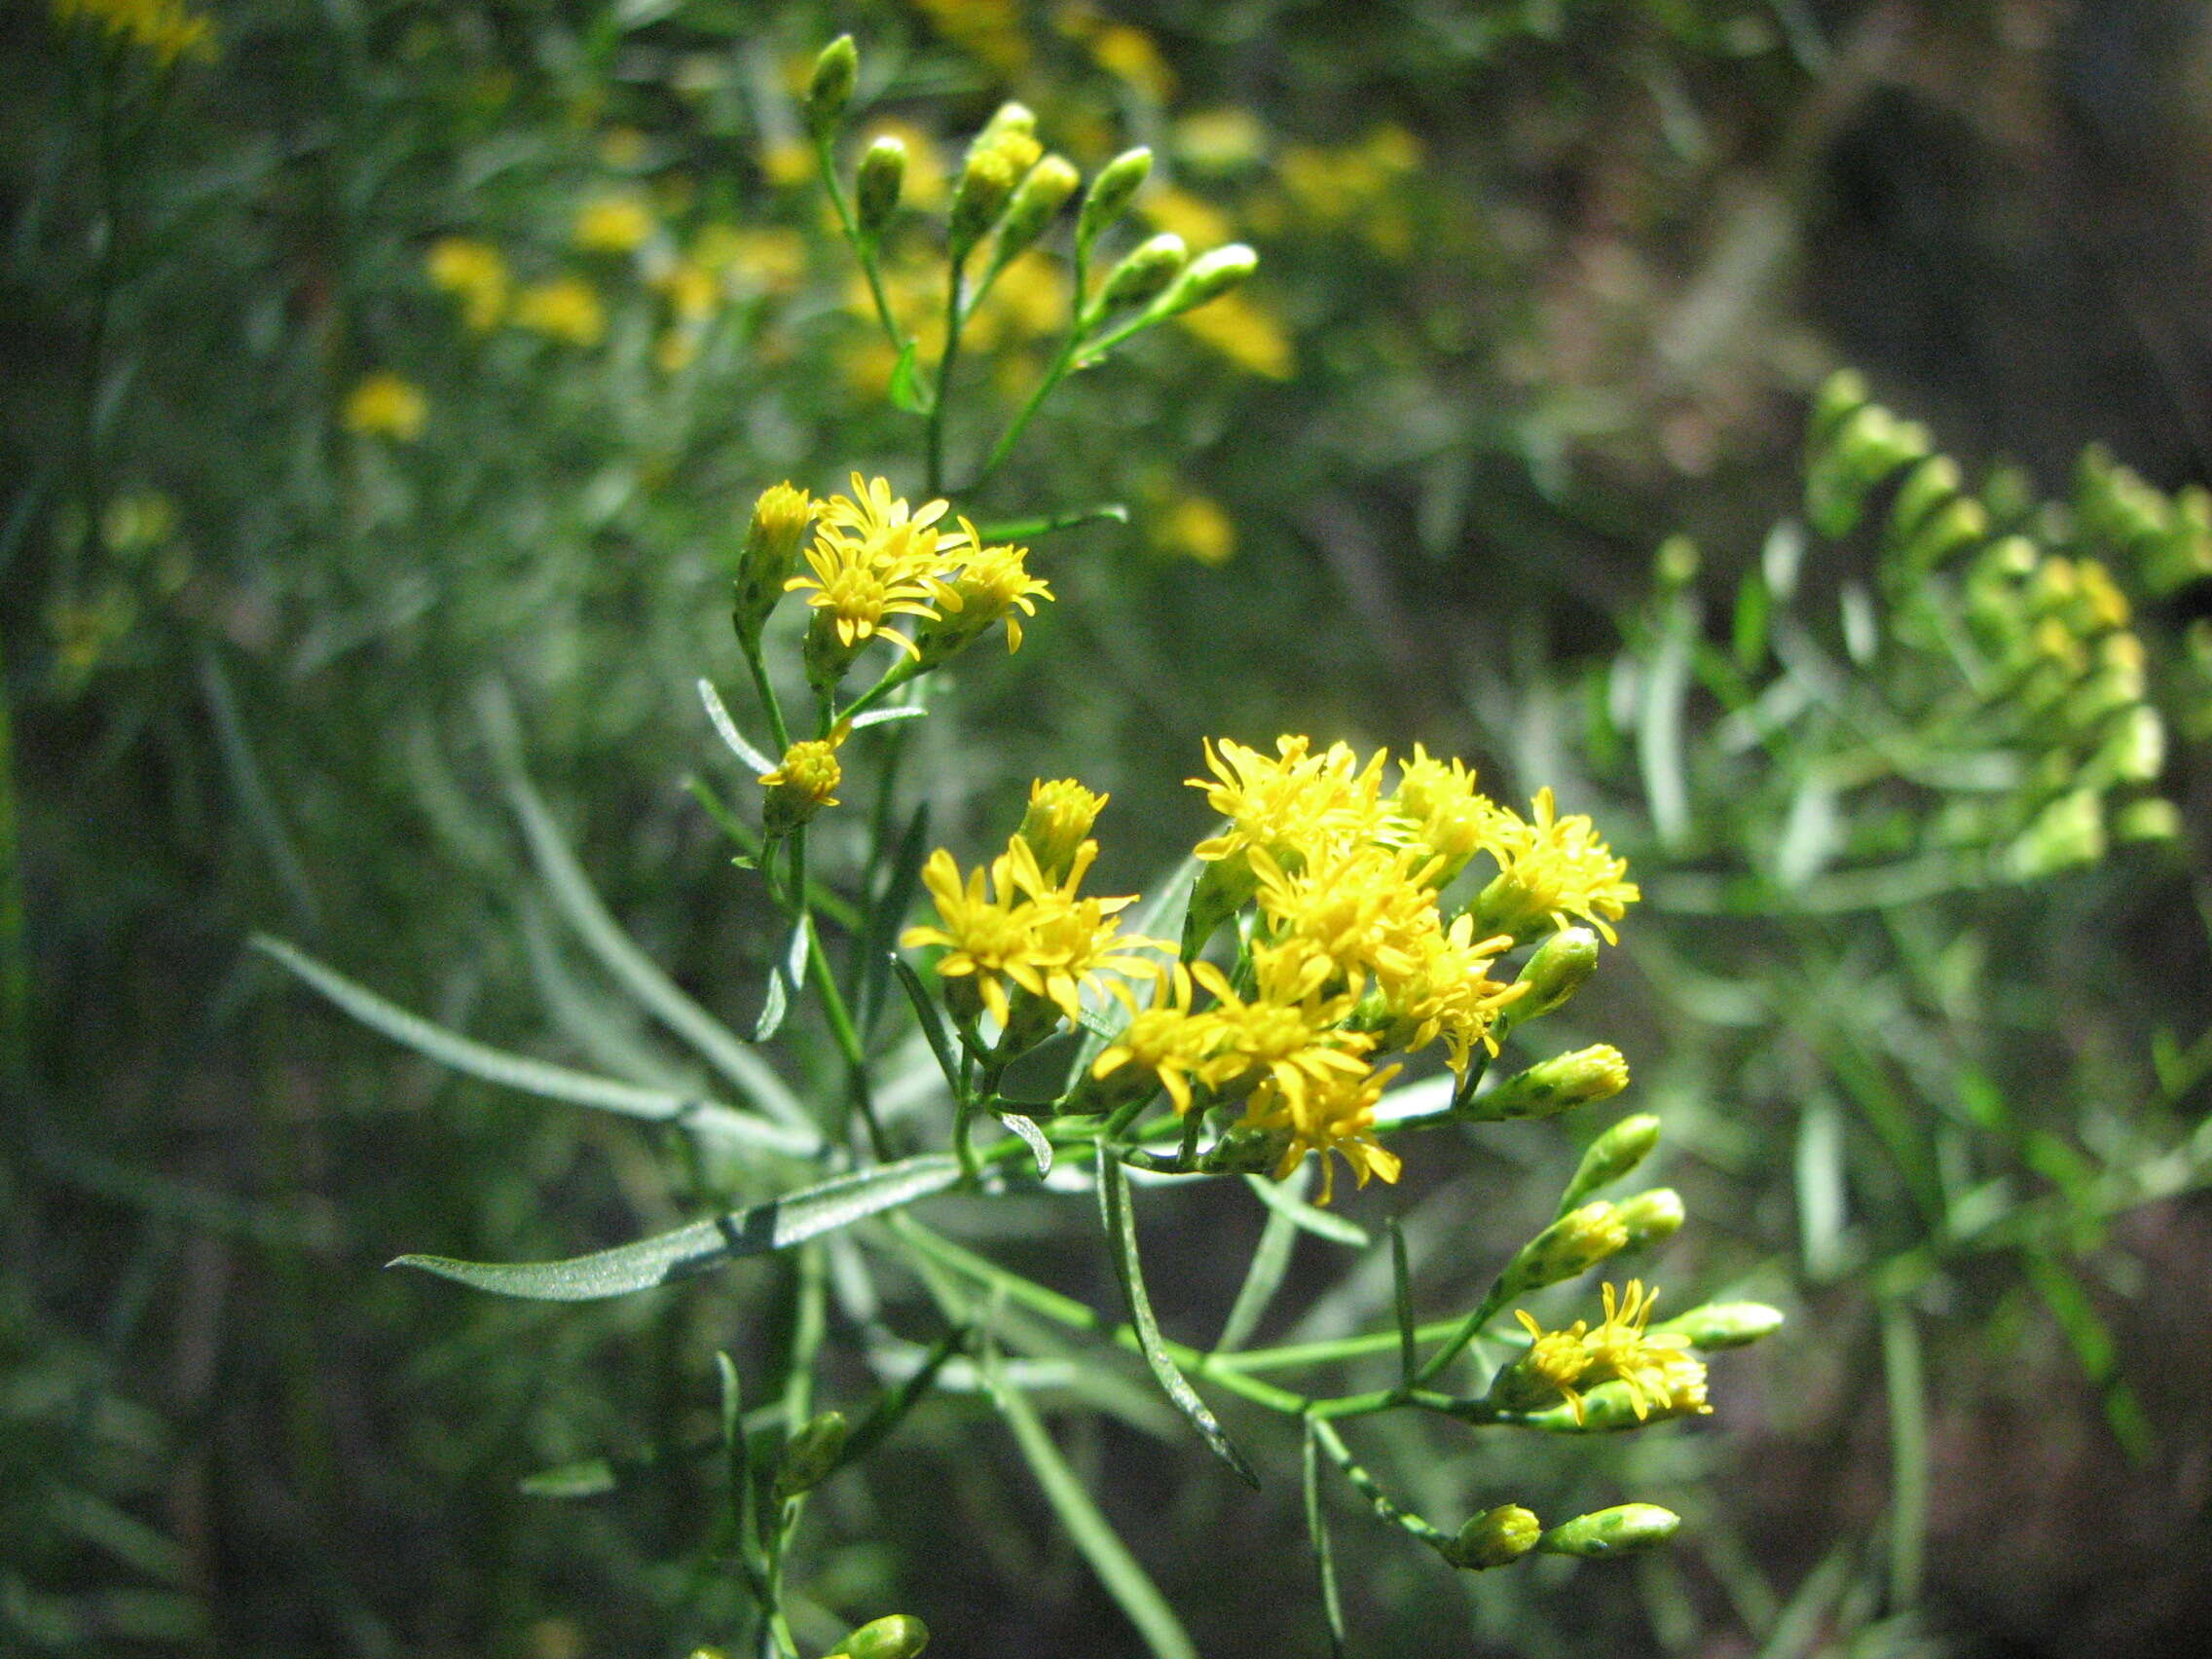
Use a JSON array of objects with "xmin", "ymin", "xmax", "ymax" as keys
[
  {"xmin": 1306, "ymin": 1416, "xmax": 1456, "ymax": 1551},
  {"xmin": 833, "ymin": 660, "xmax": 920, "ymax": 727},
  {"xmin": 742, "ymin": 634, "xmax": 793, "ymax": 753},
  {"xmin": 967, "ymin": 334, "xmax": 1080, "ymax": 493},
  {"xmin": 806, "ymin": 906, "xmax": 890, "ymax": 1160},
  {"xmin": 974, "ymin": 502, "xmax": 1130, "ymax": 541},
  {"xmin": 1413, "ymin": 1283, "xmax": 1509, "ymax": 1388},
  {"xmin": 925, "ymin": 256, "xmax": 969, "ymax": 496},
  {"xmin": 816, "ymin": 136, "xmax": 906, "ymax": 358}
]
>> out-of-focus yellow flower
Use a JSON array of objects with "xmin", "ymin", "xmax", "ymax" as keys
[
  {"xmin": 965, "ymin": 255, "xmax": 1064, "ymax": 352},
  {"xmin": 762, "ymin": 137, "xmax": 814, "ymax": 189},
  {"xmin": 1088, "ymin": 22, "xmax": 1174, "ymax": 101},
  {"xmin": 1155, "ymin": 493, "xmax": 1235, "ymax": 566},
  {"xmin": 598, "ymin": 128, "xmax": 647, "ymax": 169},
  {"xmin": 573, "ymin": 193, "xmax": 654, "ymax": 254},
  {"xmin": 655, "ymin": 329, "xmax": 699, "ymax": 374},
  {"xmin": 426, "ymin": 238, "xmax": 509, "ymax": 332},
  {"xmin": 698, "ymin": 225, "xmax": 809, "ymax": 296},
  {"xmin": 1176, "ymin": 290, "xmax": 1294, "ymax": 380},
  {"xmin": 101, "ymin": 492, "xmax": 175, "ymax": 554},
  {"xmin": 343, "ymin": 371, "xmax": 427, "ymax": 441},
  {"xmin": 513, "ymin": 276, "xmax": 607, "ymax": 347},
  {"xmin": 52, "ymin": 0, "xmax": 214, "ymax": 65},
  {"xmin": 1174, "ymin": 107, "xmax": 1268, "ymax": 173},
  {"xmin": 908, "ymin": 0, "xmax": 1029, "ymax": 75},
  {"xmin": 655, "ymin": 259, "xmax": 719, "ymax": 324},
  {"xmin": 1141, "ymin": 186, "xmax": 1235, "ymax": 251}
]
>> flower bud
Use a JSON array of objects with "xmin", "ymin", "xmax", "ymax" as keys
[
  {"xmin": 2005, "ymin": 789, "xmax": 2105, "ymax": 879},
  {"xmin": 829, "ymin": 1613, "xmax": 930, "ymax": 1659},
  {"xmin": 856, "ymin": 136, "xmax": 906, "ymax": 237},
  {"xmin": 949, "ymin": 127, "xmax": 1042, "ymax": 258},
  {"xmin": 760, "ymin": 736, "xmax": 844, "ymax": 837},
  {"xmin": 774, "ymin": 1410, "xmax": 849, "ymax": 1499},
  {"xmin": 1614, "ymin": 1187, "xmax": 1685, "ymax": 1252},
  {"xmin": 806, "ymin": 36, "xmax": 858, "ymax": 140},
  {"xmin": 1018, "ymin": 778, "xmax": 1107, "ymax": 882},
  {"xmin": 994, "ymin": 153, "xmax": 1080, "ymax": 265},
  {"xmin": 1502, "ymin": 926, "xmax": 1599, "ymax": 1027},
  {"xmin": 1537, "ymin": 1503, "xmax": 1680, "ymax": 1559},
  {"xmin": 1465, "ymin": 1045, "xmax": 1629, "ymax": 1123},
  {"xmin": 1556, "ymin": 1113, "xmax": 1660, "ymax": 1213},
  {"xmin": 2114, "ymin": 796, "xmax": 2181, "ymax": 843},
  {"xmin": 1150, "ymin": 242, "xmax": 1257, "ymax": 316},
  {"xmin": 1078, "ymin": 146, "xmax": 1153, "ymax": 249},
  {"xmin": 735, "ymin": 483, "xmax": 813, "ymax": 641},
  {"xmin": 1095, "ymin": 232, "xmax": 1188, "ymax": 313},
  {"xmin": 1445, "ymin": 1505, "xmax": 1541, "ymax": 1570},
  {"xmin": 1650, "ymin": 1301, "xmax": 1786, "ymax": 1351},
  {"xmin": 1496, "ymin": 1201, "xmax": 1629, "ymax": 1302}
]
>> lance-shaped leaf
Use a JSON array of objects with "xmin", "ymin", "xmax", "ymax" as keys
[
  {"xmin": 395, "ymin": 1155, "xmax": 961, "ymax": 1301},
  {"xmin": 1096, "ymin": 1146, "xmax": 1259, "ymax": 1488},
  {"xmin": 698, "ymin": 677, "xmax": 777, "ymax": 774},
  {"xmin": 1303, "ymin": 1420, "xmax": 1347, "ymax": 1659}
]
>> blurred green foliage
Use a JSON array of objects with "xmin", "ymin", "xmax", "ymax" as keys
[{"xmin": 7, "ymin": 2, "xmax": 2212, "ymax": 1656}]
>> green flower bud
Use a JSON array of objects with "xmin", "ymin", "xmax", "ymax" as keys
[
  {"xmin": 806, "ymin": 36, "xmax": 858, "ymax": 140},
  {"xmin": 1150, "ymin": 241, "xmax": 1257, "ymax": 316},
  {"xmin": 1614, "ymin": 1187, "xmax": 1685, "ymax": 1251},
  {"xmin": 1078, "ymin": 146, "xmax": 1152, "ymax": 249},
  {"xmin": 829, "ymin": 1613, "xmax": 930, "ymax": 1659},
  {"xmin": 1095, "ymin": 232, "xmax": 1188, "ymax": 313},
  {"xmin": 1654, "ymin": 535, "xmax": 1700, "ymax": 589},
  {"xmin": 1465, "ymin": 1045, "xmax": 1629, "ymax": 1123},
  {"xmin": 2005, "ymin": 789, "xmax": 2105, "ymax": 879},
  {"xmin": 774, "ymin": 1410, "xmax": 848, "ymax": 1499},
  {"xmin": 2089, "ymin": 706, "xmax": 2165, "ymax": 787},
  {"xmin": 1556, "ymin": 1113, "xmax": 1660, "ymax": 1214},
  {"xmin": 2114, "ymin": 796, "xmax": 2181, "ymax": 843},
  {"xmin": 1501, "ymin": 926, "xmax": 1599, "ymax": 1028},
  {"xmin": 1650, "ymin": 1301, "xmax": 1786, "ymax": 1350},
  {"xmin": 1537, "ymin": 1503, "xmax": 1680, "ymax": 1559},
  {"xmin": 856, "ymin": 136, "xmax": 906, "ymax": 237},
  {"xmin": 975, "ymin": 100, "xmax": 1035, "ymax": 146},
  {"xmin": 949, "ymin": 127, "xmax": 1041, "ymax": 259},
  {"xmin": 993, "ymin": 153, "xmax": 1081, "ymax": 265},
  {"xmin": 1888, "ymin": 455, "xmax": 1963, "ymax": 544},
  {"xmin": 1809, "ymin": 368, "xmax": 1868, "ymax": 444},
  {"xmin": 1446, "ymin": 1505, "xmax": 1541, "ymax": 1570},
  {"xmin": 1496, "ymin": 1201, "xmax": 1629, "ymax": 1302},
  {"xmin": 1017, "ymin": 778, "xmax": 1106, "ymax": 882},
  {"xmin": 734, "ymin": 482, "xmax": 813, "ymax": 641}
]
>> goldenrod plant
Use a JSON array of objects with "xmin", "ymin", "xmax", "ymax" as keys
[{"xmin": 259, "ymin": 39, "xmax": 1777, "ymax": 1657}]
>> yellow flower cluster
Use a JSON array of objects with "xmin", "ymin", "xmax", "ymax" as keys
[
  {"xmin": 52, "ymin": 0, "xmax": 214, "ymax": 65},
  {"xmin": 343, "ymin": 372, "xmax": 427, "ymax": 442},
  {"xmin": 787, "ymin": 475, "xmax": 1051, "ymax": 676},
  {"xmin": 1498, "ymin": 1281, "xmax": 1711, "ymax": 1426}
]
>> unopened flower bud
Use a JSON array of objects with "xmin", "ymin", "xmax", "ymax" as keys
[
  {"xmin": 976, "ymin": 100, "xmax": 1035, "ymax": 146},
  {"xmin": 1650, "ymin": 1301, "xmax": 1785, "ymax": 1351},
  {"xmin": 2006, "ymin": 789, "xmax": 2105, "ymax": 879},
  {"xmin": 1614, "ymin": 1187, "xmax": 1685, "ymax": 1251},
  {"xmin": 735, "ymin": 483, "xmax": 813, "ymax": 641},
  {"xmin": 857, "ymin": 136, "xmax": 906, "ymax": 237},
  {"xmin": 994, "ymin": 154, "xmax": 1080, "ymax": 265},
  {"xmin": 774, "ymin": 1410, "xmax": 849, "ymax": 1499},
  {"xmin": 2114, "ymin": 796, "xmax": 2181, "ymax": 843},
  {"xmin": 1502, "ymin": 926, "xmax": 1599, "ymax": 1027},
  {"xmin": 1078, "ymin": 147, "xmax": 1153, "ymax": 249},
  {"xmin": 1446, "ymin": 1505, "xmax": 1541, "ymax": 1570},
  {"xmin": 1466, "ymin": 1045, "xmax": 1629, "ymax": 1122},
  {"xmin": 806, "ymin": 36, "xmax": 858, "ymax": 140},
  {"xmin": 1018, "ymin": 778, "xmax": 1107, "ymax": 882},
  {"xmin": 1095, "ymin": 232, "xmax": 1188, "ymax": 313},
  {"xmin": 1151, "ymin": 241, "xmax": 1257, "ymax": 316},
  {"xmin": 829, "ymin": 1613, "xmax": 930, "ymax": 1659},
  {"xmin": 760, "ymin": 735, "xmax": 844, "ymax": 836},
  {"xmin": 1556, "ymin": 1113, "xmax": 1660, "ymax": 1213},
  {"xmin": 950, "ymin": 127, "xmax": 1042, "ymax": 258},
  {"xmin": 1537, "ymin": 1503, "xmax": 1680, "ymax": 1559},
  {"xmin": 1497, "ymin": 1201, "xmax": 1629, "ymax": 1302}
]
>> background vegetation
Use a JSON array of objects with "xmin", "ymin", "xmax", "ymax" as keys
[{"xmin": 7, "ymin": 1, "xmax": 2212, "ymax": 1655}]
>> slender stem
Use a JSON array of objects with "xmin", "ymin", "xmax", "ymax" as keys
[
  {"xmin": 1413, "ymin": 1283, "xmax": 1509, "ymax": 1387},
  {"xmin": 974, "ymin": 502, "xmax": 1130, "ymax": 541},
  {"xmin": 742, "ymin": 634, "xmax": 793, "ymax": 753},
  {"xmin": 833, "ymin": 660, "xmax": 920, "ymax": 726},
  {"xmin": 816, "ymin": 136, "xmax": 906, "ymax": 357},
  {"xmin": 1306, "ymin": 1416, "xmax": 1456, "ymax": 1551},
  {"xmin": 967, "ymin": 334, "xmax": 1079, "ymax": 492},
  {"xmin": 925, "ymin": 256, "xmax": 969, "ymax": 496},
  {"xmin": 806, "ymin": 906, "xmax": 890, "ymax": 1160}
]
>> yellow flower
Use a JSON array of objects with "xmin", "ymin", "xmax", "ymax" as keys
[
  {"xmin": 1093, "ymin": 962, "xmax": 1227, "ymax": 1118},
  {"xmin": 1017, "ymin": 778, "xmax": 1108, "ymax": 881},
  {"xmin": 1371, "ymin": 910, "xmax": 1524, "ymax": 1077},
  {"xmin": 1498, "ymin": 1309, "xmax": 1598, "ymax": 1422},
  {"xmin": 1176, "ymin": 289, "xmax": 1294, "ymax": 380},
  {"xmin": 1469, "ymin": 786, "xmax": 1640, "ymax": 945},
  {"xmin": 1578, "ymin": 1280, "xmax": 1710, "ymax": 1422},
  {"xmin": 788, "ymin": 476, "xmax": 971, "ymax": 656},
  {"xmin": 654, "ymin": 258, "xmax": 719, "ymax": 324},
  {"xmin": 573, "ymin": 193, "xmax": 655, "ymax": 254},
  {"xmin": 1250, "ymin": 840, "xmax": 1443, "ymax": 1004},
  {"xmin": 758, "ymin": 725, "xmax": 847, "ymax": 835},
  {"xmin": 1088, "ymin": 22, "xmax": 1175, "ymax": 101},
  {"xmin": 343, "ymin": 372, "xmax": 427, "ymax": 441},
  {"xmin": 427, "ymin": 238, "xmax": 509, "ymax": 332},
  {"xmin": 1235, "ymin": 1056, "xmax": 1403, "ymax": 1203},
  {"xmin": 914, "ymin": 520, "xmax": 1052, "ymax": 659},
  {"xmin": 1388, "ymin": 744, "xmax": 1498, "ymax": 885},
  {"xmin": 696, "ymin": 225, "xmax": 809, "ymax": 295},
  {"xmin": 1173, "ymin": 107, "xmax": 1268, "ymax": 174},
  {"xmin": 1188, "ymin": 734, "xmax": 1391, "ymax": 879},
  {"xmin": 513, "ymin": 276, "xmax": 607, "ymax": 347},
  {"xmin": 1155, "ymin": 494, "xmax": 1235, "ymax": 566},
  {"xmin": 52, "ymin": 0, "xmax": 215, "ymax": 65}
]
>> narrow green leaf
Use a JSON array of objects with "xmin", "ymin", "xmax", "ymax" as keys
[
  {"xmin": 888, "ymin": 340, "xmax": 930, "ymax": 414},
  {"xmin": 1879, "ymin": 1299, "xmax": 1928, "ymax": 1611},
  {"xmin": 1303, "ymin": 1421, "xmax": 1347, "ymax": 1659},
  {"xmin": 394, "ymin": 1155, "xmax": 961, "ymax": 1301},
  {"xmin": 847, "ymin": 705, "xmax": 930, "ymax": 731},
  {"xmin": 253, "ymin": 936, "xmax": 816, "ymax": 1156},
  {"xmin": 1243, "ymin": 1171, "xmax": 1370, "ymax": 1248},
  {"xmin": 998, "ymin": 1111, "xmax": 1052, "ymax": 1176},
  {"xmin": 892, "ymin": 955, "xmax": 963, "ymax": 1102},
  {"xmin": 982, "ymin": 1356, "xmax": 1198, "ymax": 1659},
  {"xmin": 1097, "ymin": 1147, "xmax": 1259, "ymax": 1488},
  {"xmin": 1214, "ymin": 1194, "xmax": 1299, "ymax": 1354},
  {"xmin": 698, "ymin": 677, "xmax": 777, "ymax": 774},
  {"xmin": 753, "ymin": 917, "xmax": 808, "ymax": 1043},
  {"xmin": 860, "ymin": 803, "xmax": 933, "ymax": 1039},
  {"xmin": 1387, "ymin": 1215, "xmax": 1417, "ymax": 1388},
  {"xmin": 1638, "ymin": 590, "xmax": 1694, "ymax": 849}
]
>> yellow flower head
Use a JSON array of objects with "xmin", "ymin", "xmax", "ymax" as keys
[
  {"xmin": 1189, "ymin": 735, "xmax": 1391, "ymax": 881},
  {"xmin": 1389, "ymin": 745, "xmax": 1499, "ymax": 884},
  {"xmin": 1250, "ymin": 840, "xmax": 1443, "ymax": 1006},
  {"xmin": 914, "ymin": 522, "xmax": 1052, "ymax": 660},
  {"xmin": 1235, "ymin": 1056, "xmax": 1404, "ymax": 1204},
  {"xmin": 343, "ymin": 372, "xmax": 426, "ymax": 441},
  {"xmin": 573, "ymin": 193, "xmax": 655, "ymax": 254},
  {"xmin": 1371, "ymin": 910, "xmax": 1524, "ymax": 1077},
  {"xmin": 758, "ymin": 725, "xmax": 847, "ymax": 835},
  {"xmin": 513, "ymin": 276, "xmax": 607, "ymax": 347},
  {"xmin": 1470, "ymin": 787, "xmax": 1640, "ymax": 945},
  {"xmin": 1018, "ymin": 778, "xmax": 1108, "ymax": 883},
  {"xmin": 1092, "ymin": 961, "xmax": 1227, "ymax": 1118},
  {"xmin": 1578, "ymin": 1280, "xmax": 1706, "ymax": 1422},
  {"xmin": 1503, "ymin": 1309, "xmax": 1598, "ymax": 1422},
  {"xmin": 427, "ymin": 237, "xmax": 509, "ymax": 331}
]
